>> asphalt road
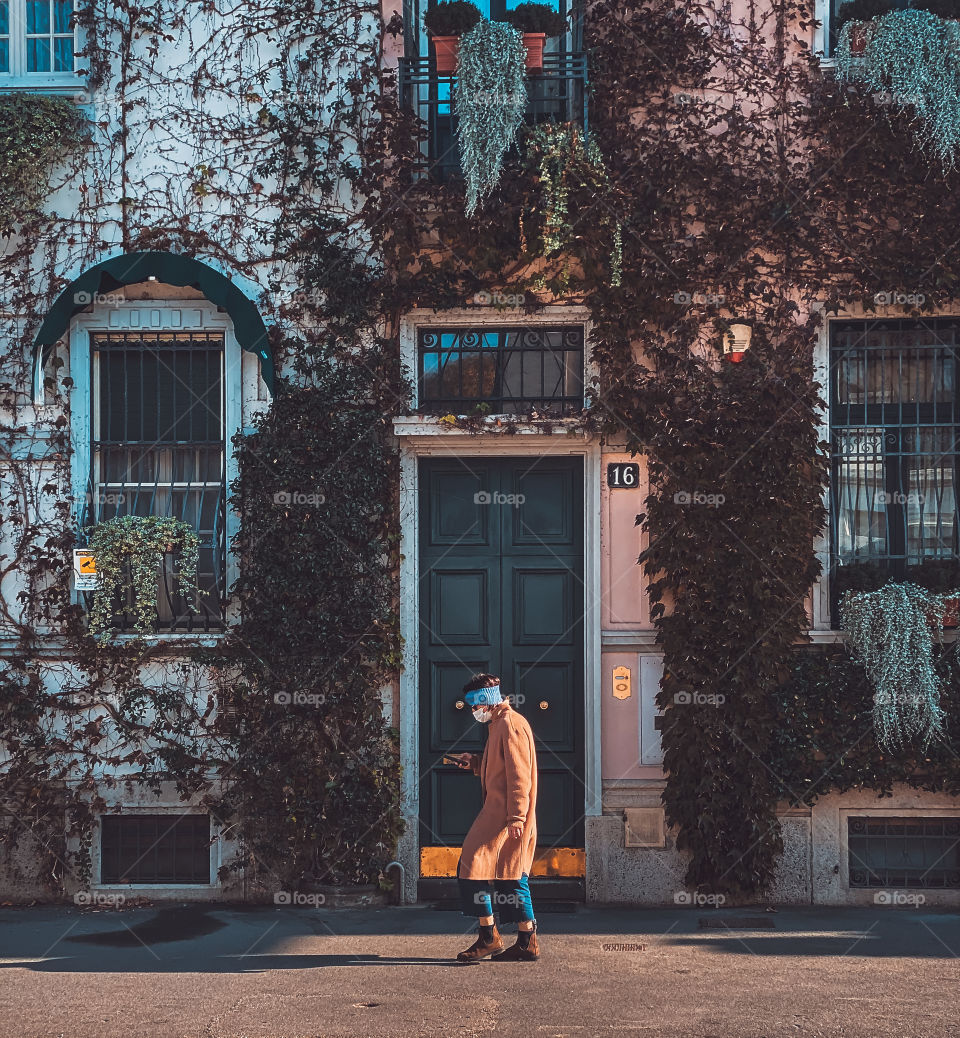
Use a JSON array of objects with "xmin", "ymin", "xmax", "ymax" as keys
[{"xmin": 1, "ymin": 904, "xmax": 959, "ymax": 1038}]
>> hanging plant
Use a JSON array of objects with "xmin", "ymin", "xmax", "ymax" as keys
[
  {"xmin": 524, "ymin": 122, "xmax": 621, "ymax": 284},
  {"xmin": 841, "ymin": 582, "xmax": 953, "ymax": 750},
  {"xmin": 835, "ymin": 8, "xmax": 960, "ymax": 168},
  {"xmin": 85, "ymin": 515, "xmax": 202, "ymax": 642},
  {"xmin": 455, "ymin": 19, "xmax": 528, "ymax": 216}
]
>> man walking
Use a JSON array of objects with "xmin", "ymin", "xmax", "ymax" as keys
[{"xmin": 446, "ymin": 673, "xmax": 539, "ymax": 962}]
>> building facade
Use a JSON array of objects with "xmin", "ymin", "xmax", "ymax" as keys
[{"xmin": 2, "ymin": 0, "xmax": 959, "ymax": 907}]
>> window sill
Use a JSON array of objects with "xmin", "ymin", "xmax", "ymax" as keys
[
  {"xmin": 0, "ymin": 75, "xmax": 85, "ymax": 95},
  {"xmin": 393, "ymin": 414, "xmax": 591, "ymax": 437},
  {"xmin": 0, "ymin": 630, "xmax": 229, "ymax": 654}
]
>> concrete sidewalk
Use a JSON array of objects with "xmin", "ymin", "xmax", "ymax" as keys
[{"xmin": 1, "ymin": 904, "xmax": 959, "ymax": 1037}]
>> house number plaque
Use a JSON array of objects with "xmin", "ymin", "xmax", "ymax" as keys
[{"xmin": 607, "ymin": 463, "xmax": 640, "ymax": 488}]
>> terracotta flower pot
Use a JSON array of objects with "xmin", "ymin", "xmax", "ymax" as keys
[
  {"xmin": 943, "ymin": 596, "xmax": 960, "ymax": 629},
  {"xmin": 523, "ymin": 32, "xmax": 546, "ymax": 72},
  {"xmin": 432, "ymin": 35, "xmax": 459, "ymax": 73}
]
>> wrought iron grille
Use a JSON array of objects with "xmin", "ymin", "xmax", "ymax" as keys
[
  {"xmin": 848, "ymin": 816, "xmax": 960, "ymax": 889},
  {"xmin": 418, "ymin": 326, "xmax": 585, "ymax": 415},
  {"xmin": 82, "ymin": 332, "xmax": 227, "ymax": 633},
  {"xmin": 100, "ymin": 814, "xmax": 212, "ymax": 884},
  {"xmin": 830, "ymin": 319, "xmax": 960, "ymax": 610},
  {"xmin": 398, "ymin": 51, "xmax": 589, "ymax": 181}
]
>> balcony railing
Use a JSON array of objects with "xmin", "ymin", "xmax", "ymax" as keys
[{"xmin": 399, "ymin": 51, "xmax": 589, "ymax": 181}]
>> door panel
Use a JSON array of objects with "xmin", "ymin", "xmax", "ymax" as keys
[
  {"xmin": 511, "ymin": 567, "xmax": 574, "ymax": 644},
  {"xmin": 509, "ymin": 659, "xmax": 575, "ymax": 750},
  {"xmin": 419, "ymin": 456, "xmax": 584, "ymax": 850},
  {"xmin": 427, "ymin": 465, "xmax": 492, "ymax": 546},
  {"xmin": 428, "ymin": 566, "xmax": 494, "ymax": 645}
]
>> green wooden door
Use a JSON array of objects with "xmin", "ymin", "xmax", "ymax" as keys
[{"xmin": 419, "ymin": 456, "xmax": 585, "ymax": 852}]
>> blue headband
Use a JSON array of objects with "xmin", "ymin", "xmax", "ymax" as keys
[{"xmin": 464, "ymin": 685, "xmax": 503, "ymax": 708}]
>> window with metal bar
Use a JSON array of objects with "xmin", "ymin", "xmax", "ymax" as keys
[
  {"xmin": 418, "ymin": 326, "xmax": 584, "ymax": 415},
  {"xmin": 848, "ymin": 816, "xmax": 960, "ymax": 889},
  {"xmin": 830, "ymin": 319, "xmax": 960, "ymax": 613},
  {"xmin": 84, "ymin": 332, "xmax": 227, "ymax": 633},
  {"xmin": 99, "ymin": 814, "xmax": 212, "ymax": 885},
  {"xmin": 400, "ymin": 0, "xmax": 587, "ymax": 181}
]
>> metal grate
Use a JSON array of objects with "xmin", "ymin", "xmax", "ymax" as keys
[
  {"xmin": 100, "ymin": 814, "xmax": 212, "ymax": 885},
  {"xmin": 829, "ymin": 319, "xmax": 960, "ymax": 610},
  {"xmin": 848, "ymin": 816, "xmax": 960, "ymax": 889},
  {"xmin": 82, "ymin": 332, "xmax": 227, "ymax": 633},
  {"xmin": 418, "ymin": 326, "xmax": 584, "ymax": 415},
  {"xmin": 399, "ymin": 51, "xmax": 589, "ymax": 181}
]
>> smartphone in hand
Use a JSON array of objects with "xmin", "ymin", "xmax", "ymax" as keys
[{"xmin": 442, "ymin": 752, "xmax": 472, "ymax": 769}]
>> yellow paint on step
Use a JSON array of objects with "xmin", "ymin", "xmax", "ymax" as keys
[{"xmin": 419, "ymin": 845, "xmax": 585, "ymax": 878}]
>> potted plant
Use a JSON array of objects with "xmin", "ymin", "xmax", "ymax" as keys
[
  {"xmin": 424, "ymin": 0, "xmax": 483, "ymax": 73},
  {"xmin": 504, "ymin": 2, "xmax": 568, "ymax": 72}
]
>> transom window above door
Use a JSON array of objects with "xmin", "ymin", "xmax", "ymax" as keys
[
  {"xmin": 417, "ymin": 326, "xmax": 585, "ymax": 416},
  {"xmin": 0, "ymin": 0, "xmax": 77, "ymax": 81}
]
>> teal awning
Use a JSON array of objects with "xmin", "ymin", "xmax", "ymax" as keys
[{"xmin": 33, "ymin": 251, "xmax": 275, "ymax": 394}]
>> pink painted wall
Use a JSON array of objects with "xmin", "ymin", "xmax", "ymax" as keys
[{"xmin": 601, "ymin": 452, "xmax": 649, "ymax": 630}]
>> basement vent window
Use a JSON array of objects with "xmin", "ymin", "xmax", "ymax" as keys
[
  {"xmin": 100, "ymin": 814, "xmax": 212, "ymax": 885},
  {"xmin": 848, "ymin": 816, "xmax": 960, "ymax": 889}
]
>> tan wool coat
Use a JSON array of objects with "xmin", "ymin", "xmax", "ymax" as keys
[{"xmin": 458, "ymin": 700, "xmax": 538, "ymax": 881}]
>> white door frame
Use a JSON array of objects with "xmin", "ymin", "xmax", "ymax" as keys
[{"xmin": 394, "ymin": 422, "xmax": 602, "ymax": 900}]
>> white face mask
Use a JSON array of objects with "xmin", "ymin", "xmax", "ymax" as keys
[{"xmin": 472, "ymin": 707, "xmax": 492, "ymax": 723}]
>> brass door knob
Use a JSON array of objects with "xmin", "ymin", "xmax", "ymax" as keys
[
  {"xmin": 455, "ymin": 700, "xmax": 465, "ymax": 710},
  {"xmin": 539, "ymin": 700, "xmax": 549, "ymax": 710}
]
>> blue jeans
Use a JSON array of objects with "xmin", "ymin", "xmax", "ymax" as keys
[{"xmin": 456, "ymin": 858, "xmax": 535, "ymax": 923}]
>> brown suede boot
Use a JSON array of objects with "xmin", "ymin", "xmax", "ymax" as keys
[
  {"xmin": 456, "ymin": 924, "xmax": 504, "ymax": 962},
  {"xmin": 491, "ymin": 928, "xmax": 540, "ymax": 961}
]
